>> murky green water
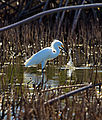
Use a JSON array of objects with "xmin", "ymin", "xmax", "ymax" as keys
[{"xmin": 0, "ymin": 56, "xmax": 101, "ymax": 91}]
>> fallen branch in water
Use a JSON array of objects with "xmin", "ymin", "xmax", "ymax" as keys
[
  {"xmin": 41, "ymin": 83, "xmax": 89, "ymax": 93},
  {"xmin": 44, "ymin": 82, "xmax": 102, "ymax": 105}
]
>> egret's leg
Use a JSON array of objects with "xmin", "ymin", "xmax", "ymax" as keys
[
  {"xmin": 41, "ymin": 61, "xmax": 46, "ymax": 88},
  {"xmin": 41, "ymin": 68, "xmax": 44, "ymax": 87},
  {"xmin": 27, "ymin": 77, "xmax": 32, "ymax": 84},
  {"xmin": 27, "ymin": 79, "xmax": 32, "ymax": 84}
]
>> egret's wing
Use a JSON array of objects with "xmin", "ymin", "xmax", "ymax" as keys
[
  {"xmin": 24, "ymin": 47, "xmax": 52, "ymax": 67},
  {"xmin": 24, "ymin": 54, "xmax": 36, "ymax": 67}
]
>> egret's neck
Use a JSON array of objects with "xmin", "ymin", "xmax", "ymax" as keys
[{"xmin": 52, "ymin": 44, "xmax": 60, "ymax": 58}]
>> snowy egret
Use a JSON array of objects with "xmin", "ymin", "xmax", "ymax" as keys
[{"xmin": 24, "ymin": 39, "xmax": 67, "ymax": 83}]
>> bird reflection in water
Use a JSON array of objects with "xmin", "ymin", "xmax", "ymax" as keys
[
  {"xmin": 66, "ymin": 48, "xmax": 75, "ymax": 78},
  {"xmin": 24, "ymin": 72, "xmax": 59, "ymax": 88}
]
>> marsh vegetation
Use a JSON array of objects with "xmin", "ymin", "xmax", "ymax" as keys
[{"xmin": 0, "ymin": 0, "xmax": 102, "ymax": 119}]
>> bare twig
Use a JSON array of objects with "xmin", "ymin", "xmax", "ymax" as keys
[
  {"xmin": 39, "ymin": 0, "xmax": 50, "ymax": 23},
  {"xmin": 41, "ymin": 83, "xmax": 89, "ymax": 93},
  {"xmin": 17, "ymin": 0, "xmax": 33, "ymax": 21},
  {"xmin": 56, "ymin": 0, "xmax": 63, "ymax": 22},
  {"xmin": 71, "ymin": 0, "xmax": 86, "ymax": 34},
  {"xmin": 57, "ymin": 0, "xmax": 69, "ymax": 34}
]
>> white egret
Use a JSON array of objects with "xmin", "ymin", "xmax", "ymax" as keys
[{"xmin": 24, "ymin": 39, "xmax": 67, "ymax": 84}]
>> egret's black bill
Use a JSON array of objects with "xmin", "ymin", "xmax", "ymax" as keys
[{"xmin": 61, "ymin": 45, "xmax": 68, "ymax": 54}]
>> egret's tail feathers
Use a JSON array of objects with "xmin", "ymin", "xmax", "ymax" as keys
[
  {"xmin": 24, "ymin": 60, "xmax": 37, "ymax": 67},
  {"xmin": 24, "ymin": 59, "xmax": 30, "ymax": 67},
  {"xmin": 24, "ymin": 55, "xmax": 36, "ymax": 67}
]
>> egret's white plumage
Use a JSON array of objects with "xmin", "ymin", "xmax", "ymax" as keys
[{"xmin": 24, "ymin": 40, "xmax": 65, "ymax": 69}]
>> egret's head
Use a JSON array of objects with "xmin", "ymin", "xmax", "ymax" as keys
[
  {"xmin": 51, "ymin": 39, "xmax": 67, "ymax": 53},
  {"xmin": 51, "ymin": 39, "xmax": 63, "ymax": 48}
]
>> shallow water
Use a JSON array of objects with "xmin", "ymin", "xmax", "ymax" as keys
[
  {"xmin": 0, "ymin": 57, "xmax": 101, "ymax": 90},
  {"xmin": 0, "ymin": 56, "xmax": 102, "ymax": 119}
]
